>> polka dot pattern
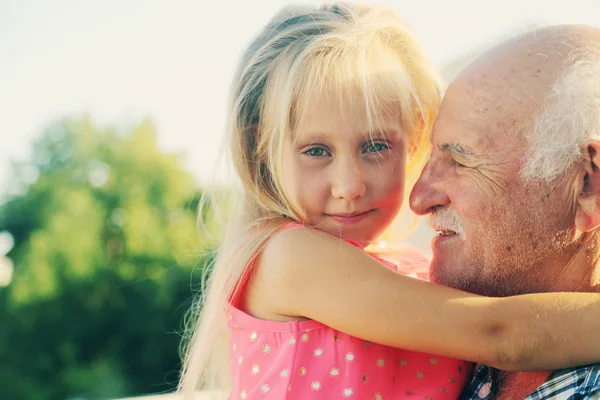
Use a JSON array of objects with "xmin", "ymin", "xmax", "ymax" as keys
[{"xmin": 227, "ymin": 225, "xmax": 471, "ymax": 398}]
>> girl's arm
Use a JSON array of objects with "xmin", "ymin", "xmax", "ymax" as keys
[{"xmin": 245, "ymin": 227, "xmax": 600, "ymax": 372}]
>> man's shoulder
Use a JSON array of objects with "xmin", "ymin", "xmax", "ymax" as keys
[{"xmin": 528, "ymin": 364, "xmax": 600, "ymax": 399}]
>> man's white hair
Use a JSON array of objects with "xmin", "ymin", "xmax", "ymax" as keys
[{"xmin": 522, "ymin": 42, "xmax": 600, "ymax": 182}]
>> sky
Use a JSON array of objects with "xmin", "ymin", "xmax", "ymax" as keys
[{"xmin": 0, "ymin": 0, "xmax": 599, "ymax": 249}]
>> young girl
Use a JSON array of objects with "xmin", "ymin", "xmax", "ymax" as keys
[{"xmin": 180, "ymin": 3, "xmax": 600, "ymax": 399}]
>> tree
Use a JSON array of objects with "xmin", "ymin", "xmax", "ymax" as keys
[{"xmin": 0, "ymin": 117, "xmax": 211, "ymax": 400}]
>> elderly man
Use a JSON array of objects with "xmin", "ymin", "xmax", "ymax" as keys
[{"xmin": 410, "ymin": 25, "xmax": 600, "ymax": 399}]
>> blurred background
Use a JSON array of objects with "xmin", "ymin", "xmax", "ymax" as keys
[{"xmin": 1, "ymin": 1, "xmax": 599, "ymax": 399}]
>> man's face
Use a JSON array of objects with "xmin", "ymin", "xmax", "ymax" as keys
[{"xmin": 409, "ymin": 80, "xmax": 578, "ymax": 296}]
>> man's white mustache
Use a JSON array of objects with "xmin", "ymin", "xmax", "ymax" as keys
[{"xmin": 430, "ymin": 207, "xmax": 465, "ymax": 238}]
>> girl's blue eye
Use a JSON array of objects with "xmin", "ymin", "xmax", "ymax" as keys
[
  {"xmin": 364, "ymin": 142, "xmax": 389, "ymax": 153},
  {"xmin": 305, "ymin": 147, "xmax": 328, "ymax": 157}
]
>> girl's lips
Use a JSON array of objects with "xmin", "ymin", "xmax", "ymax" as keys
[{"xmin": 327, "ymin": 210, "xmax": 373, "ymax": 224}]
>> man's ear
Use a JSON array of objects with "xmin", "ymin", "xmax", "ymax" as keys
[{"xmin": 575, "ymin": 141, "xmax": 600, "ymax": 232}]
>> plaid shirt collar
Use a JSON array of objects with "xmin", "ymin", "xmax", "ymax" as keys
[{"xmin": 460, "ymin": 364, "xmax": 600, "ymax": 400}]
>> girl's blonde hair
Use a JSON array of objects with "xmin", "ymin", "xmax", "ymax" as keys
[{"xmin": 179, "ymin": 3, "xmax": 442, "ymax": 397}]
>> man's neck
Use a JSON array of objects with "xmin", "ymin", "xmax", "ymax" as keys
[
  {"xmin": 521, "ymin": 233, "xmax": 600, "ymax": 293},
  {"xmin": 494, "ymin": 234, "xmax": 600, "ymax": 399}
]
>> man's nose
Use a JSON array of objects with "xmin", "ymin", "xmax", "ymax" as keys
[{"xmin": 409, "ymin": 159, "xmax": 450, "ymax": 215}]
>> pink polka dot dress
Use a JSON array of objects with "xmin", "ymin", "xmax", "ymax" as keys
[{"xmin": 227, "ymin": 226, "xmax": 471, "ymax": 399}]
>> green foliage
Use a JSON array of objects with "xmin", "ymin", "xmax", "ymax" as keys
[{"xmin": 0, "ymin": 117, "xmax": 215, "ymax": 400}]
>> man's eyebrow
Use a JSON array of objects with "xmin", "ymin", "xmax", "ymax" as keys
[{"xmin": 440, "ymin": 143, "xmax": 477, "ymax": 160}]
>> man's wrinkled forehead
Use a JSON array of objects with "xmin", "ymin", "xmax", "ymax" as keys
[
  {"xmin": 429, "ymin": 81, "xmax": 498, "ymax": 153},
  {"xmin": 431, "ymin": 55, "xmax": 558, "ymax": 153},
  {"xmin": 441, "ymin": 25, "xmax": 591, "ymax": 134},
  {"xmin": 430, "ymin": 25, "xmax": 600, "ymax": 158}
]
